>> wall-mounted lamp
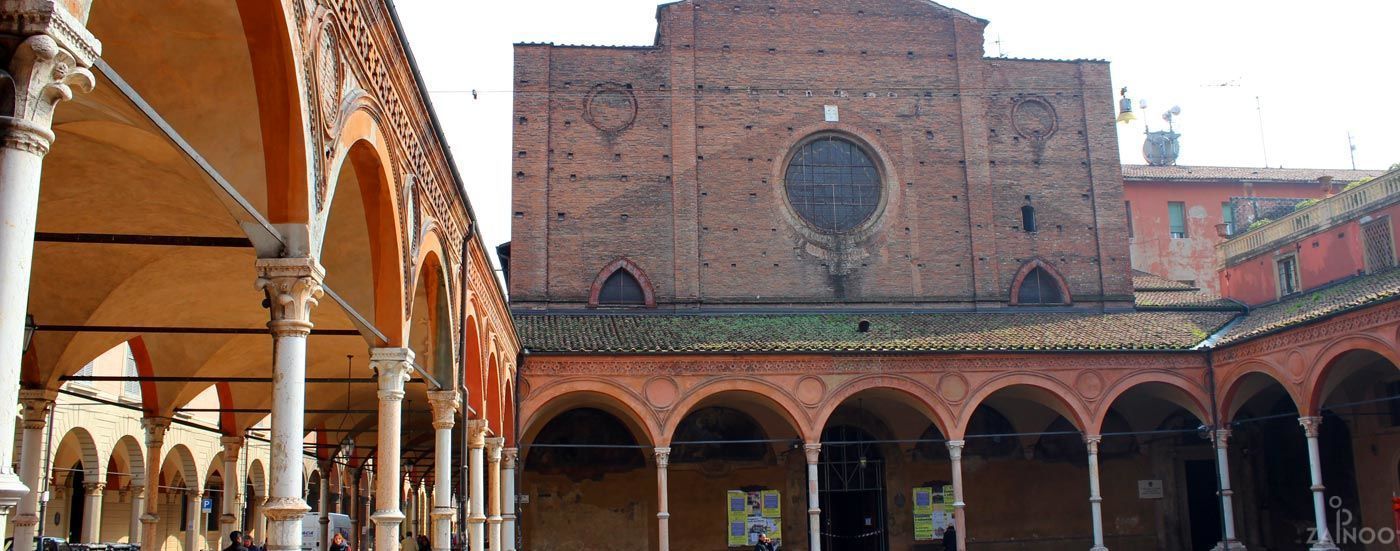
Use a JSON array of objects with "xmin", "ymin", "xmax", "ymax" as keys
[{"xmin": 23, "ymin": 314, "xmax": 35, "ymax": 354}]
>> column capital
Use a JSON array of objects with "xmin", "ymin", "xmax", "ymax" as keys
[
  {"xmin": 220, "ymin": 435, "xmax": 243, "ymax": 457},
  {"xmin": 467, "ymin": 419, "xmax": 488, "ymax": 449},
  {"xmin": 946, "ymin": 439, "xmax": 966, "ymax": 461},
  {"xmin": 502, "ymin": 447, "xmax": 518, "ymax": 470},
  {"xmin": 1213, "ymin": 428, "xmax": 1232, "ymax": 447},
  {"xmin": 184, "ymin": 488, "xmax": 202, "ymax": 498},
  {"xmin": 486, "ymin": 437, "xmax": 504, "ymax": 463},
  {"xmin": 141, "ymin": 417, "xmax": 171, "ymax": 447},
  {"xmin": 18, "ymin": 389, "xmax": 54, "ymax": 427},
  {"xmin": 1084, "ymin": 434, "xmax": 1102, "ymax": 454},
  {"xmin": 0, "ymin": 11, "xmax": 100, "ymax": 156},
  {"xmin": 1299, "ymin": 416, "xmax": 1323, "ymax": 438},
  {"xmin": 803, "ymin": 442, "xmax": 821, "ymax": 464},
  {"xmin": 261, "ymin": 496, "xmax": 311, "ymax": 521},
  {"xmin": 426, "ymin": 390, "xmax": 461, "ymax": 429},
  {"xmin": 653, "ymin": 447, "xmax": 670, "ymax": 469},
  {"xmin": 84, "ymin": 482, "xmax": 104, "ymax": 496},
  {"xmin": 371, "ymin": 347, "xmax": 415, "ymax": 401},
  {"xmin": 254, "ymin": 257, "xmax": 325, "ymax": 337}
]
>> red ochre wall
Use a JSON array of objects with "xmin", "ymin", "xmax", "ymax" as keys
[
  {"xmin": 1124, "ymin": 179, "xmax": 1327, "ymax": 294},
  {"xmin": 1219, "ymin": 203, "xmax": 1400, "ymax": 306}
]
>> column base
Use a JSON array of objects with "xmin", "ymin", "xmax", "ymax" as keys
[
  {"xmin": 1091, "ymin": 546, "xmax": 1109, "ymax": 551},
  {"xmin": 1211, "ymin": 541, "xmax": 1246, "ymax": 551},
  {"xmin": 0, "ymin": 471, "xmax": 29, "ymax": 511},
  {"xmin": 1308, "ymin": 544, "xmax": 1339, "ymax": 551}
]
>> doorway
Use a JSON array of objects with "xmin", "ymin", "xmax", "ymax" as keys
[
  {"xmin": 820, "ymin": 425, "xmax": 887, "ymax": 551},
  {"xmin": 66, "ymin": 464, "xmax": 85, "ymax": 543},
  {"xmin": 1184, "ymin": 460, "xmax": 1223, "ymax": 550}
]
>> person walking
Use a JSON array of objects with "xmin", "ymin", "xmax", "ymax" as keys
[
  {"xmin": 330, "ymin": 532, "xmax": 350, "ymax": 551},
  {"xmin": 753, "ymin": 533, "xmax": 777, "ymax": 551},
  {"xmin": 942, "ymin": 525, "xmax": 957, "ymax": 551},
  {"xmin": 401, "ymin": 532, "xmax": 419, "ymax": 551},
  {"xmin": 225, "ymin": 531, "xmax": 248, "ymax": 551}
]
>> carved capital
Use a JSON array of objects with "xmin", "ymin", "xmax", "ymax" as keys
[
  {"xmin": 486, "ymin": 437, "xmax": 504, "ymax": 464},
  {"xmin": 220, "ymin": 436, "xmax": 243, "ymax": 460},
  {"xmin": 1084, "ymin": 435, "xmax": 1102, "ymax": 455},
  {"xmin": 467, "ymin": 419, "xmax": 488, "ymax": 449},
  {"xmin": 254, "ymin": 257, "xmax": 325, "ymax": 337},
  {"xmin": 141, "ymin": 417, "xmax": 171, "ymax": 447},
  {"xmin": 946, "ymin": 440, "xmax": 966, "ymax": 462},
  {"xmin": 84, "ymin": 482, "xmax": 104, "ymax": 496},
  {"xmin": 803, "ymin": 443, "xmax": 821, "ymax": 464},
  {"xmin": 370, "ymin": 347, "xmax": 414, "ymax": 401},
  {"xmin": 426, "ymin": 390, "xmax": 460, "ymax": 429},
  {"xmin": 653, "ymin": 447, "xmax": 670, "ymax": 469},
  {"xmin": 502, "ymin": 448, "xmax": 518, "ymax": 470},
  {"xmin": 18, "ymin": 389, "xmax": 53, "ymax": 428},
  {"xmin": 0, "ymin": 26, "xmax": 97, "ymax": 155},
  {"xmin": 1213, "ymin": 428, "xmax": 1232, "ymax": 448},
  {"xmin": 1299, "ymin": 416, "xmax": 1323, "ymax": 438},
  {"xmin": 261, "ymin": 496, "xmax": 311, "ymax": 520}
]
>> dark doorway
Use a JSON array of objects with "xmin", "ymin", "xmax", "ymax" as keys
[
  {"xmin": 820, "ymin": 425, "xmax": 887, "ymax": 551},
  {"xmin": 1184, "ymin": 460, "xmax": 1222, "ymax": 550},
  {"xmin": 67, "ymin": 464, "xmax": 84, "ymax": 543}
]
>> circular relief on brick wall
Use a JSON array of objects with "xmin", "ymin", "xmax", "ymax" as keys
[
  {"xmin": 583, "ymin": 83, "xmax": 638, "ymax": 133},
  {"xmin": 937, "ymin": 373, "xmax": 969, "ymax": 404},
  {"xmin": 795, "ymin": 376, "xmax": 826, "ymax": 407},
  {"xmin": 644, "ymin": 377, "xmax": 679, "ymax": 409},
  {"xmin": 1075, "ymin": 370, "xmax": 1105, "ymax": 400},
  {"xmin": 1286, "ymin": 350, "xmax": 1307, "ymax": 382},
  {"xmin": 1011, "ymin": 96, "xmax": 1057, "ymax": 141}
]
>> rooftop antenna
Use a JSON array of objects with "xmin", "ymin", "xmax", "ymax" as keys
[
  {"xmin": 1255, "ymin": 96, "xmax": 1270, "ymax": 167},
  {"xmin": 994, "ymin": 35, "xmax": 1006, "ymax": 57},
  {"xmin": 1347, "ymin": 131, "xmax": 1358, "ymax": 170},
  {"xmin": 1143, "ymin": 104, "xmax": 1183, "ymax": 166}
]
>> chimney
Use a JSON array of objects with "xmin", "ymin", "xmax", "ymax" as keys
[{"xmin": 1319, "ymin": 176, "xmax": 1335, "ymax": 197}]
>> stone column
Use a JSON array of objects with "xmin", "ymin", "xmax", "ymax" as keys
[
  {"xmin": 185, "ymin": 489, "xmax": 203, "ymax": 551},
  {"xmin": 318, "ymin": 460, "xmax": 332, "ymax": 551},
  {"xmin": 13, "ymin": 391, "xmax": 54, "ymax": 551},
  {"xmin": 141, "ymin": 418, "xmax": 171, "ymax": 551},
  {"xmin": 1299, "ymin": 417, "xmax": 1338, "ymax": 551},
  {"xmin": 467, "ymin": 421, "xmax": 486, "ymax": 551},
  {"xmin": 129, "ymin": 486, "xmax": 145, "ymax": 544},
  {"xmin": 370, "ymin": 347, "xmax": 414, "ymax": 551},
  {"xmin": 221, "ymin": 437, "xmax": 243, "ymax": 538},
  {"xmin": 501, "ymin": 449, "xmax": 517, "ymax": 551},
  {"xmin": 947, "ymin": 440, "xmax": 967, "ymax": 551},
  {"xmin": 81, "ymin": 482, "xmax": 104, "ymax": 542},
  {"xmin": 1086, "ymin": 436, "xmax": 1108, "ymax": 551},
  {"xmin": 486, "ymin": 438, "xmax": 503, "ymax": 551},
  {"xmin": 1210, "ymin": 429, "xmax": 1245, "ymax": 551},
  {"xmin": 803, "ymin": 443, "xmax": 821, "ymax": 551},
  {"xmin": 249, "ymin": 496, "xmax": 267, "ymax": 544},
  {"xmin": 653, "ymin": 447, "xmax": 670, "ymax": 551},
  {"xmin": 0, "ymin": 8, "xmax": 99, "ymax": 534},
  {"xmin": 256, "ymin": 257, "xmax": 324, "ymax": 551},
  {"xmin": 428, "ymin": 391, "xmax": 459, "ymax": 551}
]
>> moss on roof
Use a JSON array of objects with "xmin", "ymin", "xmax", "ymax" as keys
[{"xmin": 1218, "ymin": 268, "xmax": 1400, "ymax": 345}]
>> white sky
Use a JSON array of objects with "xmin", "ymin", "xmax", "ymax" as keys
[{"xmin": 395, "ymin": 0, "xmax": 1400, "ymax": 255}]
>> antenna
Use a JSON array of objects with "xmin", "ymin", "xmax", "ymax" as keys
[
  {"xmin": 994, "ymin": 35, "xmax": 1005, "ymax": 58},
  {"xmin": 1347, "ymin": 132, "xmax": 1358, "ymax": 170},
  {"xmin": 1255, "ymin": 96, "xmax": 1270, "ymax": 167}
]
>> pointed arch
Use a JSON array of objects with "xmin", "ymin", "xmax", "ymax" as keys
[
  {"xmin": 588, "ymin": 257, "xmax": 656, "ymax": 308},
  {"xmin": 1009, "ymin": 258, "xmax": 1071, "ymax": 306}
]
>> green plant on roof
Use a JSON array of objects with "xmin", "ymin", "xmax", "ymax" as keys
[
  {"xmin": 1343, "ymin": 177, "xmax": 1374, "ymax": 192},
  {"xmin": 1247, "ymin": 218, "xmax": 1273, "ymax": 231},
  {"xmin": 1189, "ymin": 326, "xmax": 1208, "ymax": 342},
  {"xmin": 1293, "ymin": 198, "xmax": 1319, "ymax": 211}
]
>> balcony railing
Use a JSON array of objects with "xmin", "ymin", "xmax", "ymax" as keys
[{"xmin": 1218, "ymin": 168, "xmax": 1400, "ymax": 266}]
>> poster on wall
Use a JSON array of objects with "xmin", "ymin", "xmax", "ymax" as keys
[
  {"xmin": 912, "ymin": 485, "xmax": 955, "ymax": 541},
  {"xmin": 726, "ymin": 489, "xmax": 782, "ymax": 547}
]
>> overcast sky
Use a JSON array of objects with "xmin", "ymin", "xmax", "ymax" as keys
[{"xmin": 395, "ymin": 0, "xmax": 1400, "ymax": 256}]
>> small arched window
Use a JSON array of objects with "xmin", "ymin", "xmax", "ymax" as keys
[
  {"xmin": 598, "ymin": 269, "xmax": 645, "ymax": 306},
  {"xmin": 1021, "ymin": 205, "xmax": 1037, "ymax": 232},
  {"xmin": 1016, "ymin": 267, "xmax": 1063, "ymax": 304}
]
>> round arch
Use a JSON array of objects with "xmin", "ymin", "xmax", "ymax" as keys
[
  {"xmin": 233, "ymin": 0, "xmax": 311, "ymax": 225},
  {"xmin": 520, "ymin": 383, "xmax": 659, "ymax": 458},
  {"xmin": 464, "ymin": 312, "xmax": 483, "ymax": 419},
  {"xmin": 1304, "ymin": 335, "xmax": 1400, "ymax": 414},
  {"xmin": 52, "ymin": 426, "xmax": 103, "ymax": 484},
  {"xmin": 814, "ymin": 375, "xmax": 954, "ymax": 439},
  {"xmin": 662, "ymin": 379, "xmax": 809, "ymax": 445},
  {"xmin": 161, "ymin": 443, "xmax": 201, "ymax": 490},
  {"xmin": 409, "ymin": 245, "xmax": 456, "ymax": 390},
  {"xmin": 247, "ymin": 459, "xmax": 267, "ymax": 499},
  {"xmin": 957, "ymin": 375, "xmax": 1092, "ymax": 439},
  {"xmin": 1219, "ymin": 362, "xmax": 1302, "ymax": 422},
  {"xmin": 109, "ymin": 434, "xmax": 146, "ymax": 488},
  {"xmin": 486, "ymin": 352, "xmax": 502, "ymax": 434},
  {"xmin": 1091, "ymin": 372, "xmax": 1211, "ymax": 434}
]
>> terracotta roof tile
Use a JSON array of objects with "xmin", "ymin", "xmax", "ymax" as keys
[
  {"xmin": 515, "ymin": 310, "xmax": 1236, "ymax": 354},
  {"xmin": 1218, "ymin": 268, "xmax": 1400, "ymax": 345},
  {"xmin": 1123, "ymin": 165, "xmax": 1384, "ymax": 183},
  {"xmin": 1132, "ymin": 270, "xmax": 1196, "ymax": 291}
]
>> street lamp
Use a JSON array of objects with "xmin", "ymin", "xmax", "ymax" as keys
[{"xmin": 23, "ymin": 314, "xmax": 35, "ymax": 354}]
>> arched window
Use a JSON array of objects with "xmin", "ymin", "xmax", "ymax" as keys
[
  {"xmin": 1016, "ymin": 267, "xmax": 1064, "ymax": 305},
  {"xmin": 1021, "ymin": 205, "xmax": 1037, "ymax": 232},
  {"xmin": 598, "ymin": 269, "xmax": 645, "ymax": 306}
]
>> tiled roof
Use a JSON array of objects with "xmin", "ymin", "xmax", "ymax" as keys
[
  {"xmin": 1218, "ymin": 269, "xmax": 1400, "ymax": 345},
  {"xmin": 1123, "ymin": 165, "xmax": 1384, "ymax": 183},
  {"xmin": 1135, "ymin": 290, "xmax": 1243, "ymax": 311},
  {"xmin": 1132, "ymin": 270, "xmax": 1195, "ymax": 291},
  {"xmin": 516, "ymin": 310, "xmax": 1236, "ymax": 354}
]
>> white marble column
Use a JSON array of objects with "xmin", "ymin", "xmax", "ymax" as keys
[
  {"xmin": 370, "ymin": 347, "xmax": 414, "ymax": 551},
  {"xmin": 467, "ymin": 420, "xmax": 486, "ymax": 551},
  {"xmin": 250, "ymin": 496, "xmax": 267, "ymax": 544},
  {"xmin": 318, "ymin": 460, "xmax": 332, "ymax": 551},
  {"xmin": 501, "ymin": 448, "xmax": 517, "ymax": 551},
  {"xmin": 141, "ymin": 418, "xmax": 171, "ymax": 551},
  {"xmin": 13, "ymin": 391, "xmax": 53, "ymax": 551},
  {"xmin": 653, "ymin": 447, "xmax": 670, "ymax": 551},
  {"xmin": 1085, "ymin": 436, "xmax": 1107, "ymax": 551},
  {"xmin": 221, "ymin": 437, "xmax": 244, "ymax": 539},
  {"xmin": 129, "ymin": 486, "xmax": 145, "ymax": 544},
  {"xmin": 360, "ymin": 470, "xmax": 373, "ymax": 550},
  {"xmin": 947, "ymin": 440, "xmax": 967, "ymax": 551},
  {"xmin": 1299, "ymin": 417, "xmax": 1338, "ymax": 551},
  {"xmin": 1210, "ymin": 429, "xmax": 1246, "ymax": 551},
  {"xmin": 487, "ymin": 438, "xmax": 503, "ymax": 551},
  {"xmin": 81, "ymin": 482, "xmax": 104, "ymax": 542},
  {"xmin": 185, "ymin": 489, "xmax": 203, "ymax": 551},
  {"xmin": 256, "ymin": 257, "xmax": 324, "ymax": 551},
  {"xmin": 428, "ymin": 391, "xmax": 459, "ymax": 551},
  {"xmin": 803, "ymin": 443, "xmax": 821, "ymax": 551},
  {"xmin": 0, "ymin": 11, "xmax": 99, "ymax": 535}
]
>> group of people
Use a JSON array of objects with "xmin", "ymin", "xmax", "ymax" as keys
[
  {"xmin": 397, "ymin": 532, "xmax": 430, "ymax": 551},
  {"xmin": 223, "ymin": 530, "xmax": 351, "ymax": 551}
]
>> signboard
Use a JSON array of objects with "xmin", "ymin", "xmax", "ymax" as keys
[
  {"xmin": 201, "ymin": 497, "xmax": 214, "ymax": 513},
  {"xmin": 1138, "ymin": 480, "xmax": 1164, "ymax": 499},
  {"xmin": 727, "ymin": 489, "xmax": 781, "ymax": 547},
  {"xmin": 913, "ymin": 485, "xmax": 955, "ymax": 541},
  {"xmin": 824, "ymin": 105, "xmax": 839, "ymax": 122}
]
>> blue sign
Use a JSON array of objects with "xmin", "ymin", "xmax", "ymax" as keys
[{"xmin": 201, "ymin": 498, "xmax": 214, "ymax": 513}]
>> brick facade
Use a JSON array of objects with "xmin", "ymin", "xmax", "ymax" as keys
[{"xmin": 510, "ymin": 0, "xmax": 1133, "ymax": 310}]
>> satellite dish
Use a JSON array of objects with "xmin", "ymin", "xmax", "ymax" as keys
[{"xmin": 1169, "ymin": 105, "xmax": 1182, "ymax": 115}]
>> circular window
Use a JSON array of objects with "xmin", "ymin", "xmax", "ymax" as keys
[{"xmin": 784, "ymin": 136, "xmax": 882, "ymax": 233}]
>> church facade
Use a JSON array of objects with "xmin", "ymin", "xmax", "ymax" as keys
[{"xmin": 508, "ymin": 2, "xmax": 1400, "ymax": 551}]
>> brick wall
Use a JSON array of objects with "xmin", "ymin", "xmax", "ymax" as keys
[{"xmin": 510, "ymin": 0, "xmax": 1132, "ymax": 310}]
